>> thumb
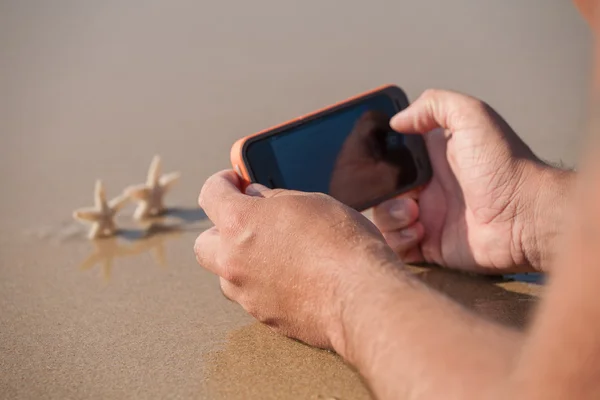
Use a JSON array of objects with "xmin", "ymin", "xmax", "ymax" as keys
[
  {"xmin": 390, "ymin": 89, "xmax": 486, "ymax": 135},
  {"xmin": 245, "ymin": 183, "xmax": 288, "ymax": 198}
]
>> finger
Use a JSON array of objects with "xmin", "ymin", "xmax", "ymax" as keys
[
  {"xmin": 194, "ymin": 227, "xmax": 221, "ymax": 275},
  {"xmin": 373, "ymin": 197, "xmax": 420, "ymax": 232},
  {"xmin": 199, "ymin": 170, "xmax": 251, "ymax": 227},
  {"xmin": 382, "ymin": 221, "xmax": 425, "ymax": 255},
  {"xmin": 402, "ymin": 246, "xmax": 425, "ymax": 265},
  {"xmin": 219, "ymin": 277, "xmax": 239, "ymax": 302},
  {"xmin": 389, "ymin": 89, "xmax": 487, "ymax": 134}
]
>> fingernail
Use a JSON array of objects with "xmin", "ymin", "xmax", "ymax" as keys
[
  {"xmin": 389, "ymin": 199, "xmax": 408, "ymax": 222},
  {"xmin": 389, "ymin": 111, "xmax": 406, "ymax": 126},
  {"xmin": 245, "ymin": 183, "xmax": 268, "ymax": 196}
]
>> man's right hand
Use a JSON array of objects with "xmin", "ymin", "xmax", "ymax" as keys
[{"xmin": 373, "ymin": 89, "xmax": 572, "ymax": 273}]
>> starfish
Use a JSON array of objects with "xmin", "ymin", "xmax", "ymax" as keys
[
  {"xmin": 125, "ymin": 155, "xmax": 181, "ymax": 220},
  {"xmin": 73, "ymin": 180, "xmax": 129, "ymax": 239}
]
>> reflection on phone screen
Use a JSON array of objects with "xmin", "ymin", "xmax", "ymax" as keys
[{"xmin": 246, "ymin": 94, "xmax": 420, "ymax": 209}]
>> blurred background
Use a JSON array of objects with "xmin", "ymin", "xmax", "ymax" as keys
[
  {"xmin": 0, "ymin": 2, "xmax": 593, "ymax": 398},
  {"xmin": 0, "ymin": 0, "xmax": 592, "ymax": 228}
]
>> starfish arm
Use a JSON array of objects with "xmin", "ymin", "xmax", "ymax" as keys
[
  {"xmin": 108, "ymin": 194, "xmax": 129, "ymax": 211},
  {"xmin": 133, "ymin": 203, "xmax": 151, "ymax": 220},
  {"xmin": 125, "ymin": 185, "xmax": 151, "ymax": 201},
  {"xmin": 73, "ymin": 209, "xmax": 101, "ymax": 222},
  {"xmin": 147, "ymin": 155, "xmax": 162, "ymax": 187},
  {"xmin": 88, "ymin": 223, "xmax": 102, "ymax": 239},
  {"xmin": 159, "ymin": 172, "xmax": 181, "ymax": 192},
  {"xmin": 94, "ymin": 180, "xmax": 108, "ymax": 209}
]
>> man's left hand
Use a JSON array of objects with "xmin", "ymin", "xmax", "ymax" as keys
[{"xmin": 194, "ymin": 170, "xmax": 411, "ymax": 349}]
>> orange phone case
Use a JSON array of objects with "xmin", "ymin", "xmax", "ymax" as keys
[{"xmin": 230, "ymin": 84, "xmax": 398, "ymax": 190}]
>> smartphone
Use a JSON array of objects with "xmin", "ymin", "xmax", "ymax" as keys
[{"xmin": 230, "ymin": 85, "xmax": 432, "ymax": 211}]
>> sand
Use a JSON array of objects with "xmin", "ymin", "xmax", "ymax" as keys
[{"xmin": 0, "ymin": 1, "xmax": 591, "ymax": 399}]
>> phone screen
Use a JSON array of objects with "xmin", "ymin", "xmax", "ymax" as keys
[{"xmin": 245, "ymin": 93, "xmax": 429, "ymax": 210}]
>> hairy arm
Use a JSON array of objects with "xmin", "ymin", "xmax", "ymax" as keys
[
  {"xmin": 329, "ymin": 267, "xmax": 522, "ymax": 400},
  {"xmin": 328, "ymin": 139, "xmax": 600, "ymax": 399},
  {"xmin": 508, "ymin": 140, "xmax": 600, "ymax": 399},
  {"xmin": 521, "ymin": 163, "xmax": 575, "ymax": 271}
]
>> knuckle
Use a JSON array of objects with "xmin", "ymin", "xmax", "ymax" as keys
[
  {"xmin": 197, "ymin": 188, "xmax": 204, "ymax": 208},
  {"xmin": 310, "ymin": 192, "xmax": 337, "ymax": 205},
  {"xmin": 221, "ymin": 208, "xmax": 245, "ymax": 234},
  {"xmin": 198, "ymin": 175, "xmax": 216, "ymax": 208},
  {"xmin": 217, "ymin": 251, "xmax": 240, "ymax": 283},
  {"xmin": 469, "ymin": 97, "xmax": 490, "ymax": 114},
  {"xmin": 221, "ymin": 267, "xmax": 239, "ymax": 285},
  {"xmin": 219, "ymin": 279, "xmax": 236, "ymax": 301},
  {"xmin": 220, "ymin": 199, "xmax": 257, "ymax": 234},
  {"xmin": 461, "ymin": 97, "xmax": 497, "ymax": 128},
  {"xmin": 193, "ymin": 236, "xmax": 206, "ymax": 259},
  {"xmin": 422, "ymin": 88, "xmax": 486, "ymax": 113},
  {"xmin": 194, "ymin": 231, "xmax": 212, "ymax": 263},
  {"xmin": 421, "ymin": 88, "xmax": 442, "ymax": 99}
]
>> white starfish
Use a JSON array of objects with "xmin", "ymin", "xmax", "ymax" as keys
[
  {"xmin": 125, "ymin": 155, "xmax": 180, "ymax": 220},
  {"xmin": 73, "ymin": 180, "xmax": 128, "ymax": 239}
]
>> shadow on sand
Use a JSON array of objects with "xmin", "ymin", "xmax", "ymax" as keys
[
  {"xmin": 412, "ymin": 266, "xmax": 541, "ymax": 330},
  {"xmin": 78, "ymin": 207, "xmax": 211, "ymax": 280}
]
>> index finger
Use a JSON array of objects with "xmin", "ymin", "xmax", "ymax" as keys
[
  {"xmin": 389, "ymin": 89, "xmax": 489, "ymax": 134},
  {"xmin": 199, "ymin": 170, "xmax": 252, "ymax": 227}
]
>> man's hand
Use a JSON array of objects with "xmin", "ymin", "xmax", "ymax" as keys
[
  {"xmin": 194, "ymin": 170, "xmax": 403, "ymax": 348},
  {"xmin": 373, "ymin": 89, "xmax": 572, "ymax": 273}
]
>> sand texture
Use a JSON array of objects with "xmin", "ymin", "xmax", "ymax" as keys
[{"xmin": 0, "ymin": 1, "xmax": 590, "ymax": 398}]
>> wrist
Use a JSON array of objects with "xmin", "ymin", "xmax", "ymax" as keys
[
  {"xmin": 327, "ymin": 256, "xmax": 407, "ymax": 362},
  {"xmin": 520, "ymin": 161, "xmax": 574, "ymax": 272}
]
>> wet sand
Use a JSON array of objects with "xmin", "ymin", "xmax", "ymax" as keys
[{"xmin": 0, "ymin": 1, "xmax": 591, "ymax": 399}]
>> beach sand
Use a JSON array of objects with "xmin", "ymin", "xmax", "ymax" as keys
[{"xmin": 0, "ymin": 1, "xmax": 591, "ymax": 398}]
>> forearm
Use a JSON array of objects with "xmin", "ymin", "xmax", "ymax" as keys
[
  {"xmin": 521, "ymin": 162, "xmax": 575, "ymax": 272},
  {"xmin": 330, "ymin": 266, "xmax": 522, "ymax": 400},
  {"xmin": 507, "ymin": 148, "xmax": 600, "ymax": 399}
]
